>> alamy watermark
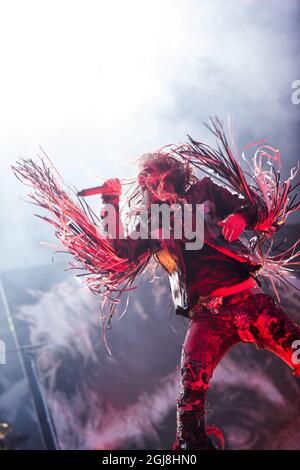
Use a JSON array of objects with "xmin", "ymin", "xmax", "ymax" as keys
[
  {"xmin": 101, "ymin": 203, "xmax": 205, "ymax": 250},
  {"xmin": 292, "ymin": 340, "xmax": 300, "ymax": 366},
  {"xmin": 291, "ymin": 80, "xmax": 300, "ymax": 105}
]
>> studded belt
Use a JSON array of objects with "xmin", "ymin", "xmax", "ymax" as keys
[{"xmin": 188, "ymin": 285, "xmax": 263, "ymax": 318}]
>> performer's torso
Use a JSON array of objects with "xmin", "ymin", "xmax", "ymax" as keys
[{"xmin": 183, "ymin": 243, "xmax": 252, "ymax": 307}]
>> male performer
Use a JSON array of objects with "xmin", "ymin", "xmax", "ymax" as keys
[{"xmin": 13, "ymin": 119, "xmax": 300, "ymax": 450}]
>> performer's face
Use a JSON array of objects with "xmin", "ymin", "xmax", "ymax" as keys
[
  {"xmin": 138, "ymin": 161, "xmax": 178, "ymax": 204},
  {"xmin": 138, "ymin": 162, "xmax": 160, "ymax": 193}
]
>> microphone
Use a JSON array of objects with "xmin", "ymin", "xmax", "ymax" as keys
[{"xmin": 77, "ymin": 184, "xmax": 119, "ymax": 198}]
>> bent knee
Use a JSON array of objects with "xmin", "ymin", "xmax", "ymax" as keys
[{"xmin": 180, "ymin": 357, "xmax": 213, "ymax": 391}]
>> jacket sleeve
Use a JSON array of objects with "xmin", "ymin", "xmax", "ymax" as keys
[
  {"xmin": 100, "ymin": 203, "xmax": 154, "ymax": 260},
  {"xmin": 188, "ymin": 176, "xmax": 258, "ymax": 229}
]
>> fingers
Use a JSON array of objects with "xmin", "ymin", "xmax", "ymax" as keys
[
  {"xmin": 223, "ymin": 227, "xmax": 234, "ymax": 241},
  {"xmin": 219, "ymin": 214, "xmax": 246, "ymax": 242},
  {"xmin": 229, "ymin": 227, "xmax": 238, "ymax": 242},
  {"xmin": 228, "ymin": 227, "xmax": 236, "ymax": 242},
  {"xmin": 103, "ymin": 178, "xmax": 121, "ymax": 194},
  {"xmin": 222, "ymin": 224, "xmax": 230, "ymax": 241},
  {"xmin": 222, "ymin": 225, "xmax": 228, "ymax": 240},
  {"xmin": 222, "ymin": 224, "xmax": 240, "ymax": 242}
]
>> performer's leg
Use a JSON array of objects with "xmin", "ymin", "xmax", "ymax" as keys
[
  {"xmin": 173, "ymin": 312, "xmax": 240, "ymax": 450},
  {"xmin": 234, "ymin": 293, "xmax": 300, "ymax": 376}
]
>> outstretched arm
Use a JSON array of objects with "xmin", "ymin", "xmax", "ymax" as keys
[{"xmin": 99, "ymin": 179, "xmax": 153, "ymax": 260}]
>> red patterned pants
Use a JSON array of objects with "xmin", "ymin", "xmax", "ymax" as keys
[{"xmin": 173, "ymin": 292, "xmax": 300, "ymax": 450}]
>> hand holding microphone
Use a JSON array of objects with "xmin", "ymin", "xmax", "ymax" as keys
[{"xmin": 77, "ymin": 178, "xmax": 121, "ymax": 204}]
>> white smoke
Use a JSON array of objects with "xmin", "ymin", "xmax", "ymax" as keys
[
  {"xmin": 17, "ymin": 275, "xmax": 181, "ymax": 449},
  {"xmin": 1, "ymin": 0, "xmax": 300, "ymax": 271}
]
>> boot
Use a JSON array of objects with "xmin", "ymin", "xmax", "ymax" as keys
[
  {"xmin": 172, "ymin": 434, "xmax": 217, "ymax": 450},
  {"xmin": 172, "ymin": 409, "xmax": 217, "ymax": 450}
]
